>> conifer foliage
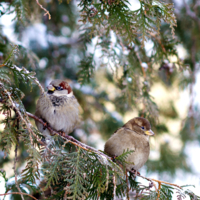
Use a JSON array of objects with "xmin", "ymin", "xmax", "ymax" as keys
[{"xmin": 0, "ymin": 0, "xmax": 200, "ymax": 199}]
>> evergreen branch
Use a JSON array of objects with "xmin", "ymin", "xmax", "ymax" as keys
[
  {"xmin": 135, "ymin": 50, "xmax": 147, "ymax": 79},
  {"xmin": 0, "ymin": 98, "xmax": 70, "ymax": 157},
  {"xmin": 148, "ymin": 31, "xmax": 166, "ymax": 54},
  {"xmin": 8, "ymin": 65, "xmax": 45, "ymax": 93},
  {"xmin": 0, "ymin": 100, "xmax": 189, "ymax": 198},
  {"xmin": 45, "ymin": 156, "xmax": 60, "ymax": 188},
  {"xmin": 14, "ymin": 143, "xmax": 25, "ymax": 200},
  {"xmin": 26, "ymin": 112, "xmax": 112, "ymax": 161},
  {"xmin": 3, "ymin": 44, "xmax": 18, "ymax": 65},
  {"xmin": 126, "ymin": 45, "xmax": 147, "ymax": 79},
  {"xmin": 35, "ymin": 0, "xmax": 51, "ymax": 20},
  {"xmin": 28, "ymin": 111, "xmax": 187, "ymax": 196},
  {"xmin": 77, "ymin": 54, "xmax": 95, "ymax": 85},
  {"xmin": 0, "ymin": 102, "xmax": 196, "ymax": 199},
  {"xmin": 0, "ymin": 192, "xmax": 37, "ymax": 200},
  {"xmin": 71, "ymin": 147, "xmax": 83, "ymax": 199},
  {"xmin": 115, "ymin": 149, "xmax": 134, "ymax": 163},
  {"xmin": 151, "ymin": 178, "xmax": 182, "ymax": 189},
  {"xmin": 0, "ymin": 83, "xmax": 35, "ymax": 139}
]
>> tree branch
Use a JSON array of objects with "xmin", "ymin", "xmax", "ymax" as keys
[
  {"xmin": 13, "ymin": 143, "xmax": 25, "ymax": 200},
  {"xmin": 183, "ymin": 0, "xmax": 200, "ymax": 21},
  {"xmin": 26, "ymin": 112, "xmax": 112, "ymax": 160},
  {"xmin": 183, "ymin": 0, "xmax": 200, "ymax": 30},
  {"xmin": 0, "ymin": 192, "xmax": 37, "ymax": 200},
  {"xmin": 28, "ymin": 112, "xmax": 183, "ymax": 191},
  {"xmin": 0, "ymin": 97, "xmax": 184, "ymax": 196},
  {"xmin": 35, "ymin": 0, "xmax": 51, "ymax": 20}
]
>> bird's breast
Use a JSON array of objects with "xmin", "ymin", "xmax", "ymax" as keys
[
  {"xmin": 42, "ymin": 95, "xmax": 80, "ymax": 134},
  {"xmin": 104, "ymin": 128, "xmax": 150, "ymax": 171}
]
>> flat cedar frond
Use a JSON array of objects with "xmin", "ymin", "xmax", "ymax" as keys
[
  {"xmin": 0, "ymin": 69, "xmax": 11, "ymax": 85},
  {"xmin": 77, "ymin": 54, "xmax": 95, "ymax": 85},
  {"xmin": 21, "ymin": 130, "xmax": 41, "ymax": 183},
  {"xmin": 63, "ymin": 148, "xmax": 89, "ymax": 199},
  {"xmin": 115, "ymin": 149, "xmax": 134, "ymax": 163},
  {"xmin": 9, "ymin": 0, "xmax": 30, "ymax": 24},
  {"xmin": 44, "ymin": 156, "xmax": 61, "ymax": 188},
  {"xmin": 0, "ymin": 125, "xmax": 17, "ymax": 157},
  {"xmin": 160, "ymin": 184, "xmax": 174, "ymax": 199},
  {"xmin": 22, "ymin": 159, "xmax": 40, "ymax": 183}
]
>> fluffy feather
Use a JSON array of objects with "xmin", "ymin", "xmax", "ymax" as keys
[
  {"xmin": 35, "ymin": 80, "xmax": 81, "ymax": 140},
  {"xmin": 104, "ymin": 117, "xmax": 154, "ymax": 171}
]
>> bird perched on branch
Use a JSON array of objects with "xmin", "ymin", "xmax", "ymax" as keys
[
  {"xmin": 104, "ymin": 117, "xmax": 154, "ymax": 173},
  {"xmin": 35, "ymin": 80, "xmax": 81, "ymax": 141}
]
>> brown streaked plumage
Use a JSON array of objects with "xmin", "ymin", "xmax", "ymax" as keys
[
  {"xmin": 104, "ymin": 117, "xmax": 154, "ymax": 171},
  {"xmin": 35, "ymin": 80, "xmax": 81, "ymax": 142}
]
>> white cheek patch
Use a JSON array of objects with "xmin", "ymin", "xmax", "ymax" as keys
[
  {"xmin": 66, "ymin": 92, "xmax": 73, "ymax": 97},
  {"xmin": 53, "ymin": 90, "xmax": 73, "ymax": 97}
]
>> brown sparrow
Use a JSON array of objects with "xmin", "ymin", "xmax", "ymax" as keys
[
  {"xmin": 104, "ymin": 117, "xmax": 154, "ymax": 172},
  {"xmin": 35, "ymin": 80, "xmax": 81, "ymax": 141}
]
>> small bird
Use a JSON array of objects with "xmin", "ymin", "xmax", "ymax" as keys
[
  {"xmin": 35, "ymin": 80, "xmax": 81, "ymax": 141},
  {"xmin": 104, "ymin": 117, "xmax": 154, "ymax": 172}
]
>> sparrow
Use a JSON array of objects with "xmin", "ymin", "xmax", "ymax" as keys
[
  {"xmin": 35, "ymin": 80, "xmax": 81, "ymax": 141},
  {"xmin": 104, "ymin": 117, "xmax": 154, "ymax": 172}
]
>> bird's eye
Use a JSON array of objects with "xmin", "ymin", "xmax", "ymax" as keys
[
  {"xmin": 55, "ymin": 86, "xmax": 63, "ymax": 90},
  {"xmin": 141, "ymin": 126, "xmax": 145, "ymax": 130}
]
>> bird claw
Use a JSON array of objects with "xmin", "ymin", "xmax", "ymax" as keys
[
  {"xmin": 41, "ymin": 137, "xmax": 46, "ymax": 143},
  {"xmin": 58, "ymin": 130, "xmax": 66, "ymax": 137},
  {"xmin": 111, "ymin": 155, "xmax": 117, "ymax": 162},
  {"xmin": 43, "ymin": 120, "xmax": 49, "ymax": 130},
  {"xmin": 130, "ymin": 169, "xmax": 140, "ymax": 177}
]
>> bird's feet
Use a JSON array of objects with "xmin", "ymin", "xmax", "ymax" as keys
[
  {"xmin": 42, "ymin": 119, "xmax": 49, "ymax": 130},
  {"xmin": 41, "ymin": 137, "xmax": 46, "ymax": 143},
  {"xmin": 130, "ymin": 168, "xmax": 140, "ymax": 177},
  {"xmin": 111, "ymin": 155, "xmax": 117, "ymax": 162},
  {"xmin": 58, "ymin": 130, "xmax": 66, "ymax": 137}
]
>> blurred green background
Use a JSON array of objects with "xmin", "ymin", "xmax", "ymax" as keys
[{"xmin": 0, "ymin": 0, "xmax": 200, "ymax": 198}]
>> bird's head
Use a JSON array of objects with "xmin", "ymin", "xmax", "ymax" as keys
[
  {"xmin": 47, "ymin": 80, "xmax": 73, "ymax": 97},
  {"xmin": 124, "ymin": 117, "xmax": 154, "ymax": 136}
]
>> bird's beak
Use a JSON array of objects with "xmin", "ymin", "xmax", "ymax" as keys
[
  {"xmin": 145, "ymin": 129, "xmax": 154, "ymax": 136},
  {"xmin": 47, "ymin": 85, "xmax": 56, "ymax": 92}
]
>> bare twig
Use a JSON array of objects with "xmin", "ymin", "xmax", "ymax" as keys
[
  {"xmin": 138, "ymin": 173, "xmax": 181, "ymax": 191},
  {"xmin": 183, "ymin": 0, "xmax": 200, "ymax": 30},
  {"xmin": 0, "ymin": 64, "xmax": 5, "ymax": 68},
  {"xmin": 0, "ymin": 192, "xmax": 37, "ymax": 200},
  {"xmin": 113, "ymin": 172, "xmax": 116, "ymax": 200},
  {"xmin": 135, "ymin": 51, "xmax": 147, "ymax": 79},
  {"xmin": 183, "ymin": 0, "xmax": 200, "ymax": 21},
  {"xmin": 157, "ymin": 182, "xmax": 161, "ymax": 200},
  {"xmin": 138, "ymin": 174, "xmax": 158, "ymax": 192},
  {"xmin": 148, "ymin": 32, "xmax": 166, "ymax": 53},
  {"xmin": 151, "ymin": 178, "xmax": 182, "ymax": 189},
  {"xmin": 126, "ymin": 170, "xmax": 130, "ymax": 200},
  {"xmin": 35, "ymin": 0, "xmax": 51, "ymax": 20}
]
